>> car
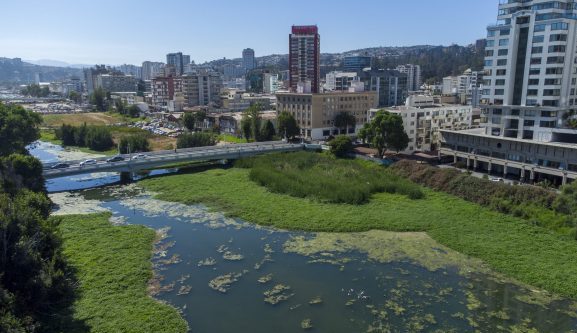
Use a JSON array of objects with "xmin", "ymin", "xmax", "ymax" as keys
[
  {"xmin": 51, "ymin": 162, "xmax": 70, "ymax": 169},
  {"xmin": 131, "ymin": 153, "xmax": 147, "ymax": 160},
  {"xmin": 79, "ymin": 159, "xmax": 97, "ymax": 167},
  {"xmin": 490, "ymin": 177, "xmax": 504, "ymax": 182},
  {"xmin": 107, "ymin": 155, "xmax": 125, "ymax": 163}
]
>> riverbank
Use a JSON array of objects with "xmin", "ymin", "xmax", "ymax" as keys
[
  {"xmin": 140, "ymin": 166, "xmax": 577, "ymax": 299},
  {"xmin": 56, "ymin": 213, "xmax": 188, "ymax": 332}
]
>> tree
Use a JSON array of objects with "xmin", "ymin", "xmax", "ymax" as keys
[
  {"xmin": 114, "ymin": 99, "xmax": 126, "ymax": 115},
  {"xmin": 68, "ymin": 91, "xmax": 81, "ymax": 103},
  {"xmin": 260, "ymin": 120, "xmax": 276, "ymax": 141},
  {"xmin": 241, "ymin": 104, "xmax": 262, "ymax": 141},
  {"xmin": 359, "ymin": 110, "xmax": 409, "ymax": 157},
  {"xmin": 183, "ymin": 113, "xmax": 195, "ymax": 132},
  {"xmin": 194, "ymin": 111, "xmax": 207, "ymax": 131},
  {"xmin": 334, "ymin": 112, "xmax": 356, "ymax": 135},
  {"xmin": 329, "ymin": 135, "xmax": 354, "ymax": 158},
  {"xmin": 90, "ymin": 88, "xmax": 107, "ymax": 112},
  {"xmin": 127, "ymin": 105, "xmax": 140, "ymax": 118},
  {"xmin": 84, "ymin": 126, "xmax": 114, "ymax": 151},
  {"xmin": 0, "ymin": 103, "xmax": 42, "ymax": 155},
  {"xmin": 277, "ymin": 111, "xmax": 300, "ymax": 140},
  {"xmin": 176, "ymin": 132, "xmax": 217, "ymax": 148},
  {"xmin": 119, "ymin": 134, "xmax": 150, "ymax": 154}
]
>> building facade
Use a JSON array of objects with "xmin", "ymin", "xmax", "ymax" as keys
[
  {"xmin": 325, "ymin": 71, "xmax": 362, "ymax": 91},
  {"xmin": 276, "ymin": 91, "xmax": 378, "ymax": 139},
  {"xmin": 166, "ymin": 52, "xmax": 189, "ymax": 76},
  {"xmin": 396, "ymin": 64, "xmax": 422, "ymax": 92},
  {"xmin": 439, "ymin": 0, "xmax": 577, "ymax": 185},
  {"xmin": 151, "ymin": 76, "xmax": 183, "ymax": 110},
  {"xmin": 343, "ymin": 56, "xmax": 372, "ymax": 72},
  {"xmin": 181, "ymin": 71, "xmax": 223, "ymax": 107},
  {"xmin": 289, "ymin": 25, "xmax": 320, "ymax": 93},
  {"xmin": 95, "ymin": 74, "xmax": 138, "ymax": 93},
  {"xmin": 360, "ymin": 69, "xmax": 408, "ymax": 107},
  {"xmin": 141, "ymin": 61, "xmax": 164, "ymax": 80},
  {"xmin": 242, "ymin": 48, "xmax": 256, "ymax": 72}
]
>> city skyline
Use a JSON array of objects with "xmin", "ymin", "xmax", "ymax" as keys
[{"xmin": 0, "ymin": 0, "xmax": 497, "ymax": 66}]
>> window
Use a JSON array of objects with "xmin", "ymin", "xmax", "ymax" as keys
[
  {"xmin": 528, "ymin": 78, "xmax": 540, "ymax": 85},
  {"xmin": 550, "ymin": 34, "xmax": 567, "ymax": 42},
  {"xmin": 499, "ymin": 39, "xmax": 509, "ymax": 46},
  {"xmin": 483, "ymin": 79, "xmax": 491, "ymax": 86},
  {"xmin": 497, "ymin": 59, "xmax": 507, "ymax": 66},
  {"xmin": 496, "ymin": 69, "xmax": 507, "ymax": 76},
  {"xmin": 524, "ymin": 120, "xmax": 535, "ymax": 126},
  {"xmin": 551, "ymin": 22, "xmax": 569, "ymax": 30},
  {"xmin": 488, "ymin": 30, "xmax": 496, "ymax": 37},
  {"xmin": 530, "ymin": 57, "xmax": 542, "ymax": 65},
  {"xmin": 549, "ymin": 45, "xmax": 566, "ymax": 53},
  {"xmin": 532, "ymin": 46, "xmax": 543, "ymax": 54},
  {"xmin": 547, "ymin": 56, "xmax": 564, "ymax": 64},
  {"xmin": 484, "ymin": 60, "xmax": 493, "ymax": 66},
  {"xmin": 545, "ymin": 67, "xmax": 563, "ymax": 74},
  {"xmin": 533, "ymin": 35, "xmax": 545, "ymax": 43},
  {"xmin": 526, "ymin": 99, "xmax": 538, "ymax": 106},
  {"xmin": 485, "ymin": 50, "xmax": 494, "ymax": 57},
  {"xmin": 534, "ymin": 24, "xmax": 546, "ymax": 32},
  {"xmin": 494, "ymin": 89, "xmax": 504, "ymax": 95},
  {"xmin": 498, "ymin": 49, "xmax": 509, "ymax": 56},
  {"xmin": 526, "ymin": 89, "xmax": 538, "ymax": 96},
  {"xmin": 495, "ymin": 79, "xmax": 505, "ymax": 86},
  {"xmin": 486, "ymin": 40, "xmax": 495, "ymax": 47},
  {"xmin": 543, "ymin": 89, "xmax": 561, "ymax": 96},
  {"xmin": 544, "ymin": 78, "xmax": 561, "ymax": 85},
  {"xmin": 500, "ymin": 29, "xmax": 510, "ymax": 36},
  {"xmin": 529, "ymin": 68, "xmax": 540, "ymax": 75}
]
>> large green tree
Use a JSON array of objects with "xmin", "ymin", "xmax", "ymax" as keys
[
  {"xmin": 119, "ymin": 135, "xmax": 150, "ymax": 154},
  {"xmin": 241, "ymin": 104, "xmax": 262, "ymax": 141},
  {"xmin": 183, "ymin": 113, "xmax": 195, "ymax": 132},
  {"xmin": 359, "ymin": 110, "xmax": 409, "ymax": 157},
  {"xmin": 0, "ymin": 103, "xmax": 42, "ymax": 155},
  {"xmin": 90, "ymin": 88, "xmax": 107, "ymax": 112},
  {"xmin": 260, "ymin": 120, "xmax": 276, "ymax": 141},
  {"xmin": 277, "ymin": 111, "xmax": 299, "ymax": 140},
  {"xmin": 334, "ymin": 112, "xmax": 356, "ymax": 135}
]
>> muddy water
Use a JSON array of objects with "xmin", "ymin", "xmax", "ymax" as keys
[{"xmin": 36, "ymin": 142, "xmax": 577, "ymax": 332}]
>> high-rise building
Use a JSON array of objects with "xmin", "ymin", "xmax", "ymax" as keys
[
  {"xmin": 166, "ymin": 52, "xmax": 189, "ymax": 76},
  {"xmin": 263, "ymin": 73, "xmax": 281, "ymax": 94},
  {"xmin": 359, "ymin": 69, "xmax": 408, "ymax": 107},
  {"xmin": 396, "ymin": 64, "xmax": 422, "ymax": 92},
  {"xmin": 151, "ymin": 76, "xmax": 183, "ymax": 110},
  {"xmin": 242, "ymin": 48, "xmax": 256, "ymax": 72},
  {"xmin": 181, "ymin": 71, "xmax": 223, "ymax": 107},
  {"xmin": 439, "ymin": 0, "xmax": 577, "ymax": 185},
  {"xmin": 325, "ymin": 71, "xmax": 363, "ymax": 92},
  {"xmin": 141, "ymin": 61, "xmax": 164, "ymax": 80},
  {"xmin": 343, "ymin": 56, "xmax": 372, "ymax": 72},
  {"xmin": 289, "ymin": 25, "xmax": 320, "ymax": 93}
]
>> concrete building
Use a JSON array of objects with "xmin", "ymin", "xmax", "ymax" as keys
[
  {"xmin": 343, "ymin": 56, "xmax": 372, "ymax": 72},
  {"xmin": 95, "ymin": 74, "xmax": 137, "ymax": 93},
  {"xmin": 439, "ymin": 0, "xmax": 577, "ymax": 185},
  {"xmin": 443, "ymin": 69, "xmax": 483, "ymax": 107},
  {"xmin": 396, "ymin": 64, "xmax": 422, "ymax": 92},
  {"xmin": 151, "ymin": 76, "xmax": 183, "ymax": 111},
  {"xmin": 263, "ymin": 73, "xmax": 281, "ymax": 94},
  {"xmin": 359, "ymin": 68, "xmax": 408, "ymax": 107},
  {"xmin": 289, "ymin": 25, "xmax": 320, "ymax": 93},
  {"xmin": 276, "ymin": 91, "xmax": 378, "ymax": 139},
  {"xmin": 142, "ymin": 61, "xmax": 164, "ymax": 80},
  {"xmin": 242, "ymin": 48, "xmax": 256, "ymax": 72},
  {"xmin": 166, "ymin": 52, "xmax": 189, "ymax": 75},
  {"xmin": 375, "ymin": 95, "xmax": 476, "ymax": 153},
  {"xmin": 118, "ymin": 64, "xmax": 142, "ymax": 79},
  {"xmin": 324, "ymin": 71, "xmax": 363, "ymax": 92},
  {"xmin": 181, "ymin": 71, "xmax": 223, "ymax": 107}
]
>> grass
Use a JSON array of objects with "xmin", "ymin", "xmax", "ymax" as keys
[
  {"xmin": 42, "ymin": 112, "xmax": 132, "ymax": 128},
  {"xmin": 56, "ymin": 213, "xmax": 188, "ymax": 333},
  {"xmin": 140, "ymin": 163, "xmax": 577, "ymax": 299},
  {"xmin": 218, "ymin": 134, "xmax": 248, "ymax": 144},
  {"xmin": 237, "ymin": 152, "xmax": 423, "ymax": 204}
]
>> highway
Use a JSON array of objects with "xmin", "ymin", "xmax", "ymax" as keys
[{"xmin": 43, "ymin": 141, "xmax": 304, "ymax": 179}]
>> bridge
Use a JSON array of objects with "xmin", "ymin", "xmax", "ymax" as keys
[{"xmin": 43, "ymin": 141, "xmax": 306, "ymax": 179}]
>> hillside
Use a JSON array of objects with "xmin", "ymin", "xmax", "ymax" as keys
[{"xmin": 0, "ymin": 57, "xmax": 83, "ymax": 84}]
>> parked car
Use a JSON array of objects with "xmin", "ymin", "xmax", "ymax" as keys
[
  {"xmin": 490, "ymin": 177, "xmax": 504, "ymax": 182},
  {"xmin": 79, "ymin": 159, "xmax": 97, "ymax": 167},
  {"xmin": 107, "ymin": 155, "xmax": 125, "ymax": 163},
  {"xmin": 51, "ymin": 162, "xmax": 70, "ymax": 169}
]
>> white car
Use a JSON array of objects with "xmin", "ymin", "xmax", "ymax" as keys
[
  {"xmin": 79, "ymin": 159, "xmax": 97, "ymax": 167},
  {"xmin": 131, "ymin": 153, "xmax": 147, "ymax": 160},
  {"xmin": 490, "ymin": 177, "xmax": 504, "ymax": 182}
]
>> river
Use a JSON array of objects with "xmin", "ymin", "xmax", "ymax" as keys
[{"xmin": 32, "ymin": 141, "xmax": 577, "ymax": 333}]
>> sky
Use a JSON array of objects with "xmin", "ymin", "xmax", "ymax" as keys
[{"xmin": 0, "ymin": 0, "xmax": 498, "ymax": 66}]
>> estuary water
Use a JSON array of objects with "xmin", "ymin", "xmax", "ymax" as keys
[{"xmin": 33, "ymin": 141, "xmax": 577, "ymax": 333}]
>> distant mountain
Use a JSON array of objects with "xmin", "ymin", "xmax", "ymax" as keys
[
  {"xmin": 0, "ymin": 58, "xmax": 83, "ymax": 84},
  {"xmin": 25, "ymin": 59, "xmax": 91, "ymax": 69}
]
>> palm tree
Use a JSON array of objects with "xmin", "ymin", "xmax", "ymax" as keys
[{"xmin": 334, "ymin": 112, "xmax": 356, "ymax": 135}]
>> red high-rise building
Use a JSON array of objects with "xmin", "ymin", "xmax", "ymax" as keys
[{"xmin": 289, "ymin": 25, "xmax": 320, "ymax": 93}]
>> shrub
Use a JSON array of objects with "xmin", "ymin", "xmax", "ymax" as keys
[
  {"xmin": 176, "ymin": 132, "xmax": 217, "ymax": 149},
  {"xmin": 328, "ymin": 135, "xmax": 353, "ymax": 158},
  {"xmin": 119, "ymin": 134, "xmax": 150, "ymax": 154},
  {"xmin": 238, "ymin": 152, "xmax": 423, "ymax": 205}
]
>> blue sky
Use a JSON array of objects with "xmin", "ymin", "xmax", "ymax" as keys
[{"xmin": 0, "ymin": 0, "xmax": 498, "ymax": 65}]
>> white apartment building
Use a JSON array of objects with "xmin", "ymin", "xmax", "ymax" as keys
[
  {"xmin": 263, "ymin": 73, "xmax": 282, "ymax": 94},
  {"xmin": 374, "ymin": 96, "xmax": 475, "ymax": 153},
  {"xmin": 396, "ymin": 64, "xmax": 422, "ymax": 92},
  {"xmin": 440, "ymin": 0, "xmax": 577, "ymax": 185},
  {"xmin": 324, "ymin": 71, "xmax": 361, "ymax": 91}
]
